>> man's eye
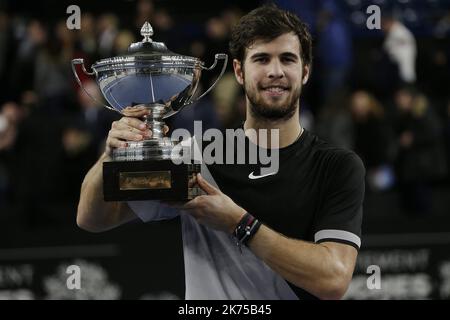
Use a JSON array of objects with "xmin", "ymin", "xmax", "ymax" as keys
[
  {"xmin": 255, "ymin": 58, "xmax": 268, "ymax": 63},
  {"xmin": 282, "ymin": 58, "xmax": 296, "ymax": 63}
]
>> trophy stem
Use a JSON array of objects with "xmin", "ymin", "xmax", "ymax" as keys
[
  {"xmin": 144, "ymin": 117, "xmax": 166, "ymax": 140},
  {"xmin": 140, "ymin": 103, "xmax": 167, "ymax": 140}
]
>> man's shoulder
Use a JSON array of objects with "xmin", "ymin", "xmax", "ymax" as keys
[{"xmin": 305, "ymin": 131, "xmax": 365, "ymax": 173}]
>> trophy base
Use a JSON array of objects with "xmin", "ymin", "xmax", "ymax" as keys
[{"xmin": 103, "ymin": 160, "xmax": 201, "ymax": 202}]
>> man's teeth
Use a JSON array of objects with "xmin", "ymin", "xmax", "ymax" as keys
[{"xmin": 265, "ymin": 87, "xmax": 285, "ymax": 92}]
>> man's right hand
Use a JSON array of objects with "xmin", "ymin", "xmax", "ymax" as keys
[
  {"xmin": 105, "ymin": 105, "xmax": 171, "ymax": 157},
  {"xmin": 105, "ymin": 106, "xmax": 152, "ymax": 157}
]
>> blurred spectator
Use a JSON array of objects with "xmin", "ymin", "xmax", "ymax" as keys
[
  {"xmin": 72, "ymin": 80, "xmax": 119, "ymax": 152},
  {"xmin": 151, "ymin": 8, "xmax": 177, "ymax": 50},
  {"xmin": 349, "ymin": 90, "xmax": 395, "ymax": 192},
  {"xmin": 382, "ymin": 14, "xmax": 417, "ymax": 84},
  {"xmin": 0, "ymin": 101, "xmax": 25, "ymax": 217},
  {"xmin": 205, "ymin": 17, "xmax": 228, "ymax": 52},
  {"xmin": 316, "ymin": 91, "xmax": 353, "ymax": 150},
  {"xmin": 433, "ymin": 10, "xmax": 450, "ymax": 39},
  {"xmin": 33, "ymin": 20, "xmax": 74, "ymax": 113},
  {"xmin": 274, "ymin": 0, "xmax": 317, "ymax": 34},
  {"xmin": 113, "ymin": 30, "xmax": 136, "ymax": 55},
  {"xmin": 210, "ymin": 73, "xmax": 242, "ymax": 129},
  {"xmin": 79, "ymin": 12, "xmax": 98, "ymax": 62},
  {"xmin": 97, "ymin": 14, "xmax": 119, "ymax": 58},
  {"xmin": 221, "ymin": 7, "xmax": 243, "ymax": 34},
  {"xmin": 10, "ymin": 20, "xmax": 47, "ymax": 99},
  {"xmin": 316, "ymin": 0, "xmax": 353, "ymax": 105},
  {"xmin": 5, "ymin": 80, "xmax": 116, "ymax": 228},
  {"xmin": 56, "ymin": 81, "xmax": 119, "ymax": 212},
  {"xmin": 10, "ymin": 101, "xmax": 66, "ymax": 226},
  {"xmin": 135, "ymin": 0, "xmax": 154, "ymax": 32},
  {"xmin": 0, "ymin": 102, "xmax": 22, "ymax": 151},
  {"xmin": 0, "ymin": 11, "xmax": 13, "ymax": 103},
  {"xmin": 202, "ymin": 16, "xmax": 230, "ymax": 88},
  {"xmin": 418, "ymin": 39, "xmax": 450, "ymax": 101},
  {"xmin": 393, "ymin": 87, "xmax": 447, "ymax": 215}
]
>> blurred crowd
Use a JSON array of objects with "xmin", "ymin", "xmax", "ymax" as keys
[{"xmin": 0, "ymin": 0, "xmax": 449, "ymax": 229}]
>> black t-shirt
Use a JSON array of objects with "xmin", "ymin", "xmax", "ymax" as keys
[
  {"xmin": 130, "ymin": 128, "xmax": 366, "ymax": 299},
  {"xmin": 206, "ymin": 128, "xmax": 366, "ymax": 299}
]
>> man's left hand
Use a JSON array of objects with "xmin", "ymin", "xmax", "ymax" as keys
[{"xmin": 183, "ymin": 174, "xmax": 246, "ymax": 234}]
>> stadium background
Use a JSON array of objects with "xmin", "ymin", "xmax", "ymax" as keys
[{"xmin": 0, "ymin": 0, "xmax": 449, "ymax": 299}]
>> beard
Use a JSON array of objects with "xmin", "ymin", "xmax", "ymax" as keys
[{"xmin": 244, "ymin": 79, "xmax": 302, "ymax": 121}]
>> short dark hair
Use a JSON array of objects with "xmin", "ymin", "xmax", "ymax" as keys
[{"xmin": 229, "ymin": 4, "xmax": 313, "ymax": 68}]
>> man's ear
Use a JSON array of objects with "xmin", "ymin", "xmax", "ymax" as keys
[
  {"xmin": 302, "ymin": 65, "xmax": 310, "ymax": 85},
  {"xmin": 233, "ymin": 59, "xmax": 244, "ymax": 85}
]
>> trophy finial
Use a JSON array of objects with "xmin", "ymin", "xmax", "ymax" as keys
[{"xmin": 141, "ymin": 22, "xmax": 153, "ymax": 42}]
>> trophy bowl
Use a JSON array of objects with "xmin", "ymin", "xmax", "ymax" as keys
[{"xmin": 71, "ymin": 22, "xmax": 228, "ymax": 201}]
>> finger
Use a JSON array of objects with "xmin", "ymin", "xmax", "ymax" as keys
[
  {"xmin": 118, "ymin": 117, "xmax": 149, "ymax": 131},
  {"xmin": 122, "ymin": 106, "xmax": 150, "ymax": 117},
  {"xmin": 107, "ymin": 137, "xmax": 128, "ymax": 149},
  {"xmin": 197, "ymin": 173, "xmax": 219, "ymax": 195},
  {"xmin": 109, "ymin": 128, "xmax": 145, "ymax": 142},
  {"xmin": 114, "ymin": 120, "xmax": 152, "ymax": 139},
  {"xmin": 113, "ymin": 121, "xmax": 148, "ymax": 136},
  {"xmin": 188, "ymin": 174, "xmax": 198, "ymax": 188}
]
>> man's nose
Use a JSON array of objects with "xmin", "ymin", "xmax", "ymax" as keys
[{"xmin": 267, "ymin": 60, "xmax": 284, "ymax": 79}]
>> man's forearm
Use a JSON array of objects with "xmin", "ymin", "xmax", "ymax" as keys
[
  {"xmin": 247, "ymin": 225, "xmax": 356, "ymax": 300},
  {"xmin": 77, "ymin": 153, "xmax": 134, "ymax": 232}
]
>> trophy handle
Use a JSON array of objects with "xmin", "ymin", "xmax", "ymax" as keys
[
  {"xmin": 71, "ymin": 58, "xmax": 117, "ymax": 112},
  {"xmin": 195, "ymin": 53, "xmax": 228, "ymax": 102}
]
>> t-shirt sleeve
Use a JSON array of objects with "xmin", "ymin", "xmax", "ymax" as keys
[
  {"xmin": 127, "ymin": 200, "xmax": 180, "ymax": 222},
  {"xmin": 313, "ymin": 151, "xmax": 365, "ymax": 250}
]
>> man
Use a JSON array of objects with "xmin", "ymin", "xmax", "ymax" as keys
[
  {"xmin": 77, "ymin": 5, "xmax": 365, "ymax": 300},
  {"xmin": 381, "ymin": 14, "xmax": 417, "ymax": 84}
]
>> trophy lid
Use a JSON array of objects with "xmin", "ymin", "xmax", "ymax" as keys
[
  {"xmin": 86, "ymin": 21, "xmax": 219, "ymax": 116},
  {"xmin": 92, "ymin": 21, "xmax": 200, "ymax": 70},
  {"xmin": 127, "ymin": 21, "xmax": 174, "ymax": 56}
]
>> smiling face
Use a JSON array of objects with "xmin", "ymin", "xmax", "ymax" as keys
[{"xmin": 233, "ymin": 32, "xmax": 309, "ymax": 121}]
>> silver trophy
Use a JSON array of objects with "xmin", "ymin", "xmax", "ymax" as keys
[{"xmin": 71, "ymin": 22, "xmax": 228, "ymax": 201}]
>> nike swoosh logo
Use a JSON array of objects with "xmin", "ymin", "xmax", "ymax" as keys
[{"xmin": 248, "ymin": 171, "xmax": 277, "ymax": 180}]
